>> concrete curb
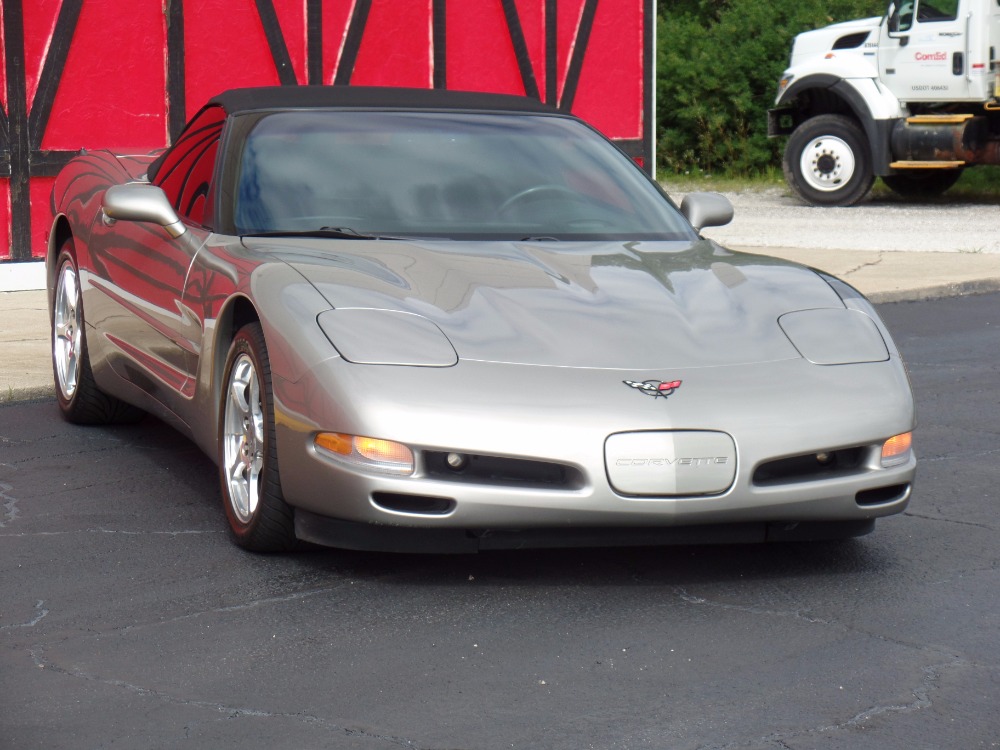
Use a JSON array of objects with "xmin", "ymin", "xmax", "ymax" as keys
[
  {"xmin": 731, "ymin": 245, "xmax": 1000, "ymax": 306},
  {"xmin": 866, "ymin": 277, "xmax": 1000, "ymax": 304}
]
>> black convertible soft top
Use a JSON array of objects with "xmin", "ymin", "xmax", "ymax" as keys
[
  {"xmin": 148, "ymin": 86, "xmax": 564, "ymax": 184},
  {"xmin": 210, "ymin": 86, "xmax": 561, "ymax": 115}
]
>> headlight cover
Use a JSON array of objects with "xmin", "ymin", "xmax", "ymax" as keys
[
  {"xmin": 318, "ymin": 308, "xmax": 458, "ymax": 366},
  {"xmin": 779, "ymin": 308, "xmax": 889, "ymax": 365}
]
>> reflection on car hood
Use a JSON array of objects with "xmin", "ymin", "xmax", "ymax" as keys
[{"xmin": 247, "ymin": 237, "xmax": 844, "ymax": 369}]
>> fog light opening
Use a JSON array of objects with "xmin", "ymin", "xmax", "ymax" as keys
[
  {"xmin": 881, "ymin": 432, "xmax": 913, "ymax": 468},
  {"xmin": 815, "ymin": 452, "xmax": 832, "ymax": 465},
  {"xmin": 446, "ymin": 452, "xmax": 468, "ymax": 471}
]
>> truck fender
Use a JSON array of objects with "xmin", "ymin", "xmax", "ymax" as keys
[
  {"xmin": 774, "ymin": 73, "xmax": 840, "ymax": 109},
  {"xmin": 772, "ymin": 75, "xmax": 895, "ymax": 174}
]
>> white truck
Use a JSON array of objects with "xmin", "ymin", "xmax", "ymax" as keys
[{"xmin": 769, "ymin": 0, "xmax": 1000, "ymax": 205}]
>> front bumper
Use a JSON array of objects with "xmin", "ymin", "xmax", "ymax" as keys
[
  {"xmin": 768, "ymin": 107, "xmax": 796, "ymax": 137},
  {"xmin": 271, "ymin": 353, "xmax": 915, "ymax": 550}
]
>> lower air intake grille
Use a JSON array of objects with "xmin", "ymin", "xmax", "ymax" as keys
[
  {"xmin": 371, "ymin": 492, "xmax": 455, "ymax": 515},
  {"xmin": 753, "ymin": 447, "xmax": 866, "ymax": 486},
  {"xmin": 856, "ymin": 483, "xmax": 910, "ymax": 506},
  {"xmin": 424, "ymin": 452, "xmax": 580, "ymax": 489}
]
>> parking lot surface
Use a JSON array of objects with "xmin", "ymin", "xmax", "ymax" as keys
[{"xmin": 1, "ymin": 293, "xmax": 997, "ymax": 748}]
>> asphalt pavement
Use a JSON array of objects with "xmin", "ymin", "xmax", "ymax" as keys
[
  {"xmin": 4, "ymin": 244, "xmax": 1000, "ymax": 403},
  {"xmin": 2, "ymin": 292, "xmax": 998, "ymax": 748}
]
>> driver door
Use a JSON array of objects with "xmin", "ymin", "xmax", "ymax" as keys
[
  {"xmin": 87, "ymin": 106, "xmax": 223, "ymax": 403},
  {"xmin": 879, "ymin": 0, "xmax": 973, "ymax": 102}
]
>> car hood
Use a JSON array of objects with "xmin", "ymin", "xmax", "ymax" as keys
[{"xmin": 248, "ymin": 237, "xmax": 845, "ymax": 370}]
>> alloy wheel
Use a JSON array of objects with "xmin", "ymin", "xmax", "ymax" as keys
[
  {"xmin": 53, "ymin": 261, "xmax": 82, "ymax": 400},
  {"xmin": 222, "ymin": 353, "xmax": 265, "ymax": 524}
]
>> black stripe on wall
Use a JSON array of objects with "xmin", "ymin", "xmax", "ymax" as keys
[
  {"xmin": 4, "ymin": 0, "xmax": 32, "ymax": 260},
  {"xmin": 307, "ymin": 0, "xmax": 323, "ymax": 85},
  {"xmin": 255, "ymin": 0, "xmax": 297, "ymax": 85},
  {"xmin": 166, "ymin": 0, "xmax": 187, "ymax": 140},
  {"xmin": 559, "ymin": 0, "xmax": 598, "ymax": 112},
  {"xmin": 433, "ymin": 0, "xmax": 447, "ymax": 89},
  {"xmin": 545, "ymin": 0, "xmax": 557, "ymax": 105},
  {"xmin": 28, "ymin": 0, "xmax": 83, "ymax": 150},
  {"xmin": 334, "ymin": 0, "xmax": 373, "ymax": 86},
  {"xmin": 500, "ymin": 0, "xmax": 540, "ymax": 101},
  {"xmin": 0, "ymin": 105, "xmax": 9, "ymax": 161}
]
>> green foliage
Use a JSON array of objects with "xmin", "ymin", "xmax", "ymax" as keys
[
  {"xmin": 940, "ymin": 165, "xmax": 1000, "ymax": 198},
  {"xmin": 656, "ymin": 0, "xmax": 882, "ymax": 176}
]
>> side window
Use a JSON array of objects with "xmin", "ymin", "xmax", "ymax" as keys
[
  {"xmin": 888, "ymin": 1, "xmax": 916, "ymax": 34},
  {"xmin": 150, "ymin": 105, "xmax": 225, "ymax": 227},
  {"xmin": 889, "ymin": 0, "xmax": 959, "ymax": 35},
  {"xmin": 915, "ymin": 0, "xmax": 959, "ymax": 22}
]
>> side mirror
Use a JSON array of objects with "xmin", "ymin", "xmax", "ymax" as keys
[
  {"xmin": 680, "ymin": 192, "xmax": 734, "ymax": 231},
  {"xmin": 103, "ymin": 183, "xmax": 186, "ymax": 238},
  {"xmin": 886, "ymin": 0, "xmax": 912, "ymax": 40}
]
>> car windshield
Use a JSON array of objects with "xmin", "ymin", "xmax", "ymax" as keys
[{"xmin": 233, "ymin": 110, "xmax": 695, "ymax": 241}]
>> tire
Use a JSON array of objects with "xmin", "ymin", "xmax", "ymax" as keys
[
  {"xmin": 51, "ymin": 244, "xmax": 144, "ymax": 425},
  {"xmin": 882, "ymin": 168, "xmax": 963, "ymax": 198},
  {"xmin": 783, "ymin": 115, "xmax": 875, "ymax": 207},
  {"xmin": 218, "ymin": 322, "xmax": 297, "ymax": 552}
]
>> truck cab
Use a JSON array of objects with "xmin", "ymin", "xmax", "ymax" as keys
[
  {"xmin": 879, "ymin": 0, "xmax": 994, "ymax": 102},
  {"xmin": 769, "ymin": 0, "xmax": 1000, "ymax": 205}
]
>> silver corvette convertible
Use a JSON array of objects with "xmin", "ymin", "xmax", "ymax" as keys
[{"xmin": 46, "ymin": 86, "xmax": 915, "ymax": 552}]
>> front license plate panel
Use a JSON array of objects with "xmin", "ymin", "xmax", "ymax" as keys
[{"xmin": 605, "ymin": 431, "xmax": 737, "ymax": 497}]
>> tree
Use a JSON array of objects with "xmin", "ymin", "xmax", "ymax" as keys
[{"xmin": 656, "ymin": 0, "xmax": 883, "ymax": 175}]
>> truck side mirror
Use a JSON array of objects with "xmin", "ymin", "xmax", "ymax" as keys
[{"xmin": 886, "ymin": 0, "xmax": 913, "ymax": 40}]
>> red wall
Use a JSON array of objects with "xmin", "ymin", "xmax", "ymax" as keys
[{"xmin": 0, "ymin": 0, "xmax": 653, "ymax": 262}]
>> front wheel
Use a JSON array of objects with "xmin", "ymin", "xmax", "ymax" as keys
[
  {"xmin": 783, "ymin": 115, "xmax": 874, "ymax": 207},
  {"xmin": 218, "ymin": 322, "xmax": 297, "ymax": 552}
]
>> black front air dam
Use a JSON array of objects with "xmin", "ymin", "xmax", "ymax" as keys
[{"xmin": 293, "ymin": 510, "xmax": 875, "ymax": 553}]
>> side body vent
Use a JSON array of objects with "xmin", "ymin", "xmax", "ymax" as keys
[{"xmin": 832, "ymin": 32, "xmax": 870, "ymax": 50}]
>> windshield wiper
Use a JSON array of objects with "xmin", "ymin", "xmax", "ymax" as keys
[{"xmin": 242, "ymin": 226, "xmax": 376, "ymax": 240}]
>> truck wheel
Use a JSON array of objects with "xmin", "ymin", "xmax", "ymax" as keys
[
  {"xmin": 882, "ymin": 168, "xmax": 962, "ymax": 198},
  {"xmin": 784, "ymin": 115, "xmax": 874, "ymax": 206}
]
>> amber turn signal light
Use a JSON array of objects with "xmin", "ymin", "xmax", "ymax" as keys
[
  {"xmin": 881, "ymin": 432, "xmax": 912, "ymax": 468},
  {"xmin": 315, "ymin": 432, "xmax": 415, "ymax": 475}
]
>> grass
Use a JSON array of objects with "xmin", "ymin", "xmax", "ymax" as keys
[
  {"xmin": 943, "ymin": 165, "xmax": 1000, "ymax": 198},
  {"xmin": 656, "ymin": 166, "xmax": 786, "ymax": 194},
  {"xmin": 867, "ymin": 164, "xmax": 1000, "ymax": 203}
]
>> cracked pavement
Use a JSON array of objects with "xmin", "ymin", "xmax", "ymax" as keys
[{"xmin": 0, "ymin": 294, "xmax": 998, "ymax": 749}]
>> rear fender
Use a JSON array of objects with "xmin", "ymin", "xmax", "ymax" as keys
[{"xmin": 46, "ymin": 215, "xmax": 74, "ymax": 317}]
